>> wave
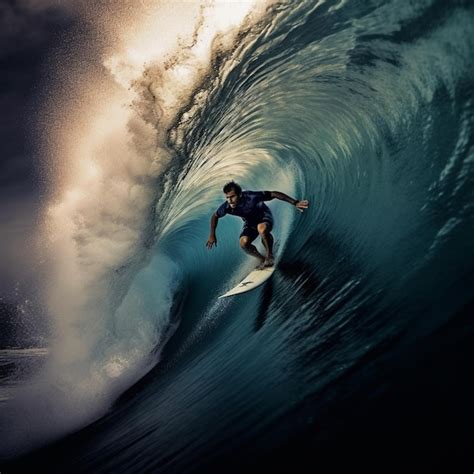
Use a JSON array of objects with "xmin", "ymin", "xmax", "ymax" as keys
[{"xmin": 2, "ymin": 0, "xmax": 473, "ymax": 462}]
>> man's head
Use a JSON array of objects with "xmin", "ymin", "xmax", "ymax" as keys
[{"xmin": 223, "ymin": 181, "xmax": 242, "ymax": 208}]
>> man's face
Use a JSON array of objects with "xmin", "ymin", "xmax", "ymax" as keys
[{"xmin": 225, "ymin": 190, "xmax": 240, "ymax": 208}]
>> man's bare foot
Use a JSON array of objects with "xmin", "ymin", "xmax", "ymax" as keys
[{"xmin": 263, "ymin": 256, "xmax": 275, "ymax": 268}]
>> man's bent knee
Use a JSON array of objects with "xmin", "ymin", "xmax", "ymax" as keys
[
  {"xmin": 240, "ymin": 236, "xmax": 251, "ymax": 248},
  {"xmin": 257, "ymin": 223, "xmax": 271, "ymax": 235}
]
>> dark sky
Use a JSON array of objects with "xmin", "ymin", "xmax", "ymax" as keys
[{"xmin": 0, "ymin": 1, "xmax": 78, "ymax": 298}]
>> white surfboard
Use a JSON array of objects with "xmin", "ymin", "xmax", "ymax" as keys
[{"xmin": 218, "ymin": 266, "xmax": 276, "ymax": 298}]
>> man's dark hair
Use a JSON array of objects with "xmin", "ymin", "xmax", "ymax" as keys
[{"xmin": 223, "ymin": 181, "xmax": 242, "ymax": 195}]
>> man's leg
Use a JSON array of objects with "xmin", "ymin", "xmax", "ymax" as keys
[
  {"xmin": 257, "ymin": 222, "xmax": 274, "ymax": 267},
  {"xmin": 240, "ymin": 235, "xmax": 265, "ymax": 266}
]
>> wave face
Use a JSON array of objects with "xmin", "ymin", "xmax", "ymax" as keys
[{"xmin": 2, "ymin": 0, "xmax": 474, "ymax": 469}]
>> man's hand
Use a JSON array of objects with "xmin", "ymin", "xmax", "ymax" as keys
[
  {"xmin": 206, "ymin": 235, "xmax": 217, "ymax": 249},
  {"xmin": 269, "ymin": 191, "xmax": 310, "ymax": 213},
  {"xmin": 295, "ymin": 199, "xmax": 309, "ymax": 213}
]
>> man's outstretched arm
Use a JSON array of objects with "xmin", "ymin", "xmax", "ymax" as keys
[
  {"xmin": 269, "ymin": 191, "xmax": 309, "ymax": 212},
  {"xmin": 206, "ymin": 213, "xmax": 219, "ymax": 249}
]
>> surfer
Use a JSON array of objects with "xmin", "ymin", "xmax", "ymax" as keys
[{"xmin": 206, "ymin": 181, "xmax": 309, "ymax": 269}]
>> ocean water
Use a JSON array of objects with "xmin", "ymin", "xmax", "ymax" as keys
[{"xmin": 1, "ymin": 0, "xmax": 473, "ymax": 471}]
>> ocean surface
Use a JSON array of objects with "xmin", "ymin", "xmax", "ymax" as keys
[{"xmin": 1, "ymin": 0, "xmax": 473, "ymax": 471}]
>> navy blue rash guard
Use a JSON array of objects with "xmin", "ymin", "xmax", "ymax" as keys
[{"xmin": 215, "ymin": 191, "xmax": 274, "ymax": 229}]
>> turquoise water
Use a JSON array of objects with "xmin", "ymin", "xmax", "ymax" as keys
[{"xmin": 2, "ymin": 0, "xmax": 473, "ymax": 471}]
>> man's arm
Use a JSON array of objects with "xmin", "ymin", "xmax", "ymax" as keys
[
  {"xmin": 206, "ymin": 213, "xmax": 219, "ymax": 249},
  {"xmin": 269, "ymin": 191, "xmax": 309, "ymax": 212}
]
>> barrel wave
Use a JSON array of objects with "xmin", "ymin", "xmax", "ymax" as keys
[{"xmin": 2, "ymin": 0, "xmax": 473, "ymax": 471}]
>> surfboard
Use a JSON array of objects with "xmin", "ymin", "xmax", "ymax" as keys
[{"xmin": 218, "ymin": 265, "xmax": 275, "ymax": 298}]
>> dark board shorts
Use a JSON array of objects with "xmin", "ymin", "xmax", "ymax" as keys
[{"xmin": 239, "ymin": 218, "xmax": 273, "ymax": 241}]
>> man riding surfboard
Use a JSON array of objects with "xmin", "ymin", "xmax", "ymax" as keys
[{"xmin": 206, "ymin": 181, "xmax": 309, "ymax": 269}]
